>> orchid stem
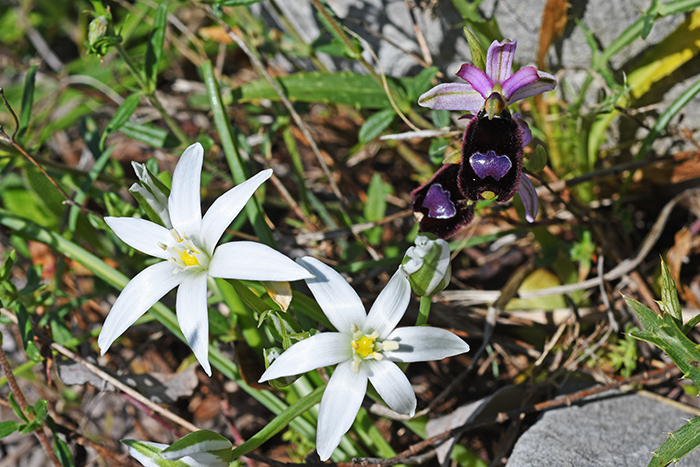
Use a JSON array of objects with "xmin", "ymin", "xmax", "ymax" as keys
[{"xmin": 416, "ymin": 295, "xmax": 432, "ymax": 326}]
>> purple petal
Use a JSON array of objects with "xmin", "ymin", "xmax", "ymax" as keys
[
  {"xmin": 418, "ymin": 83, "xmax": 485, "ymax": 112},
  {"xmin": 469, "ymin": 150, "xmax": 512, "ymax": 180},
  {"xmin": 513, "ymin": 113, "xmax": 532, "ymax": 148},
  {"xmin": 422, "ymin": 183, "xmax": 457, "ymax": 219},
  {"xmin": 455, "ymin": 64, "xmax": 493, "ymax": 98},
  {"xmin": 486, "ymin": 39, "xmax": 516, "ymax": 84},
  {"xmin": 517, "ymin": 174, "xmax": 538, "ymax": 223},
  {"xmin": 503, "ymin": 67, "xmax": 557, "ymax": 103}
]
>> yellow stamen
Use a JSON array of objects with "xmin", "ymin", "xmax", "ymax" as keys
[
  {"xmin": 180, "ymin": 250, "xmax": 200, "ymax": 266},
  {"xmin": 352, "ymin": 335, "xmax": 376, "ymax": 359},
  {"xmin": 482, "ymin": 191, "xmax": 496, "ymax": 200}
]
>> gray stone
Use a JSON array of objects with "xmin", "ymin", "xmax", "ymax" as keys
[{"xmin": 507, "ymin": 390, "xmax": 700, "ymax": 466}]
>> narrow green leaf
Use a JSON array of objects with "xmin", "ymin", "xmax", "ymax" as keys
[
  {"xmin": 683, "ymin": 312, "xmax": 700, "ymax": 334},
  {"xmin": 201, "ymin": 60, "xmax": 275, "ymax": 246},
  {"xmin": 359, "ymin": 109, "xmax": 395, "ymax": 143},
  {"xmin": 641, "ymin": 0, "xmax": 662, "ymax": 39},
  {"xmin": 100, "ymin": 94, "xmax": 140, "ymax": 150},
  {"xmin": 119, "ymin": 121, "xmax": 172, "ymax": 148},
  {"xmin": 364, "ymin": 173, "xmax": 387, "ymax": 223},
  {"xmin": 17, "ymin": 65, "xmax": 38, "ymax": 140},
  {"xmin": 216, "ymin": 0, "xmax": 265, "ymax": 5},
  {"xmin": 0, "ymin": 249, "xmax": 16, "ymax": 281},
  {"xmin": 121, "ymin": 439, "xmax": 183, "ymax": 467},
  {"xmin": 658, "ymin": 0, "xmax": 700, "ymax": 16},
  {"xmin": 659, "ymin": 259, "xmax": 682, "ymax": 325},
  {"xmin": 19, "ymin": 420, "xmax": 41, "ymax": 434},
  {"xmin": 648, "ymin": 416, "xmax": 700, "ymax": 467},
  {"xmin": 54, "ymin": 437, "xmax": 74, "ymax": 467},
  {"xmin": 16, "ymin": 304, "xmax": 42, "ymax": 362},
  {"xmin": 235, "ymin": 71, "xmax": 402, "ymax": 109},
  {"xmin": 69, "ymin": 145, "xmax": 116, "ymax": 232},
  {"xmin": 636, "ymin": 78, "xmax": 700, "ymax": 160},
  {"xmin": 404, "ymin": 66, "xmax": 439, "ymax": 101},
  {"xmin": 230, "ymin": 385, "xmax": 324, "ymax": 458},
  {"xmin": 145, "ymin": 3, "xmax": 168, "ymax": 94}
]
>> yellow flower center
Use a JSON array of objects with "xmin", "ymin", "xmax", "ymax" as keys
[
  {"xmin": 349, "ymin": 326, "xmax": 400, "ymax": 373},
  {"xmin": 352, "ymin": 335, "xmax": 376, "ymax": 359},
  {"xmin": 161, "ymin": 229, "xmax": 209, "ymax": 273},
  {"xmin": 180, "ymin": 249, "xmax": 201, "ymax": 266}
]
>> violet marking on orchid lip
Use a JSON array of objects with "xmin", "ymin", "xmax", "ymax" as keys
[
  {"xmin": 469, "ymin": 150, "xmax": 512, "ymax": 180},
  {"xmin": 422, "ymin": 183, "xmax": 456, "ymax": 219}
]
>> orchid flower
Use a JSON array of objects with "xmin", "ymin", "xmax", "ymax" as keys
[
  {"xmin": 259, "ymin": 257, "xmax": 470, "ymax": 461},
  {"xmin": 411, "ymin": 38, "xmax": 554, "ymax": 238},
  {"xmin": 99, "ymin": 143, "xmax": 313, "ymax": 376},
  {"xmin": 418, "ymin": 39, "xmax": 556, "ymax": 114}
]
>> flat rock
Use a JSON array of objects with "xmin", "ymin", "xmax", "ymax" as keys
[{"xmin": 507, "ymin": 390, "xmax": 700, "ymax": 466}]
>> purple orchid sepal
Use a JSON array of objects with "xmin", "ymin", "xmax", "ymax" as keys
[
  {"xmin": 418, "ymin": 39, "xmax": 556, "ymax": 113},
  {"xmin": 517, "ymin": 173, "xmax": 538, "ymax": 223}
]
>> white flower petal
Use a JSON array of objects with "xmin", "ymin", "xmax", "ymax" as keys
[
  {"xmin": 259, "ymin": 332, "xmax": 352, "ymax": 382},
  {"xmin": 384, "ymin": 326, "xmax": 470, "ymax": 362},
  {"xmin": 105, "ymin": 217, "xmax": 170, "ymax": 259},
  {"xmin": 208, "ymin": 242, "xmax": 312, "ymax": 281},
  {"xmin": 364, "ymin": 269, "xmax": 411, "ymax": 338},
  {"xmin": 365, "ymin": 359, "xmax": 416, "ymax": 416},
  {"xmin": 316, "ymin": 361, "xmax": 367, "ymax": 461},
  {"xmin": 297, "ymin": 257, "xmax": 366, "ymax": 334},
  {"xmin": 200, "ymin": 169, "xmax": 272, "ymax": 255},
  {"xmin": 98, "ymin": 262, "xmax": 184, "ymax": 354},
  {"xmin": 176, "ymin": 272, "xmax": 211, "ymax": 376},
  {"xmin": 169, "ymin": 143, "xmax": 203, "ymax": 238}
]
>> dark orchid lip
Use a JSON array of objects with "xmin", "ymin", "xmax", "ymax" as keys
[
  {"xmin": 459, "ymin": 115, "xmax": 523, "ymax": 203},
  {"xmin": 411, "ymin": 164, "xmax": 474, "ymax": 239}
]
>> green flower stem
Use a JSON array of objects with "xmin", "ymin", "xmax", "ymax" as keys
[
  {"xmin": 416, "ymin": 295, "xmax": 432, "ymax": 326},
  {"xmin": 114, "ymin": 43, "xmax": 189, "ymax": 146},
  {"xmin": 0, "ymin": 211, "xmax": 316, "ymax": 441}
]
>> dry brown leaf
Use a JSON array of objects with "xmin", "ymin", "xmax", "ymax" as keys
[{"xmin": 538, "ymin": 0, "xmax": 570, "ymax": 69}]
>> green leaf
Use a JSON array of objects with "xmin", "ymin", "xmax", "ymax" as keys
[
  {"xmin": 628, "ymin": 302, "xmax": 700, "ymax": 389},
  {"xmin": 636, "ymin": 78, "xmax": 700, "ymax": 160},
  {"xmin": 404, "ymin": 66, "xmax": 439, "ymax": 101},
  {"xmin": 19, "ymin": 420, "xmax": 41, "ymax": 434},
  {"xmin": 100, "ymin": 94, "xmax": 140, "ymax": 150},
  {"xmin": 659, "ymin": 259, "xmax": 682, "ymax": 326},
  {"xmin": 230, "ymin": 385, "xmax": 324, "ymax": 458},
  {"xmin": 201, "ymin": 60, "xmax": 275, "ymax": 247},
  {"xmin": 358, "ymin": 109, "xmax": 395, "ymax": 143},
  {"xmin": 235, "ymin": 71, "xmax": 403, "ymax": 109},
  {"xmin": 54, "ymin": 437, "xmax": 74, "ymax": 467},
  {"xmin": 526, "ymin": 145, "xmax": 548, "ymax": 173},
  {"xmin": 463, "ymin": 27, "xmax": 487, "ymax": 71},
  {"xmin": 33, "ymin": 398, "xmax": 48, "ymax": 423},
  {"xmin": 364, "ymin": 172, "xmax": 388, "ymax": 244},
  {"xmin": 16, "ymin": 304, "xmax": 42, "ymax": 362},
  {"xmin": 0, "ymin": 420, "xmax": 19, "ymax": 439},
  {"xmin": 0, "ymin": 249, "xmax": 16, "ymax": 282},
  {"xmin": 119, "ymin": 121, "xmax": 173, "ymax": 148},
  {"xmin": 648, "ymin": 416, "xmax": 700, "ymax": 467},
  {"xmin": 215, "ymin": 0, "xmax": 265, "ymax": 5},
  {"xmin": 17, "ymin": 65, "xmax": 38, "ymax": 141},
  {"xmin": 145, "ymin": 3, "xmax": 168, "ymax": 94},
  {"xmin": 641, "ymin": 0, "xmax": 662, "ymax": 39}
]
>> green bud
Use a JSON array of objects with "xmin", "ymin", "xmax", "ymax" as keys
[
  {"xmin": 401, "ymin": 235, "xmax": 451, "ymax": 297},
  {"xmin": 87, "ymin": 16, "xmax": 108, "ymax": 47},
  {"xmin": 84, "ymin": 6, "xmax": 121, "ymax": 58},
  {"xmin": 129, "ymin": 162, "xmax": 172, "ymax": 228}
]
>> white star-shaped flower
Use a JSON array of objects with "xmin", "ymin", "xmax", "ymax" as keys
[
  {"xmin": 259, "ymin": 257, "xmax": 470, "ymax": 460},
  {"xmin": 99, "ymin": 143, "xmax": 312, "ymax": 375}
]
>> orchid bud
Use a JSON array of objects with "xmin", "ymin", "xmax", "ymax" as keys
[
  {"xmin": 401, "ymin": 235, "xmax": 451, "ymax": 297},
  {"xmin": 129, "ymin": 161, "xmax": 172, "ymax": 229}
]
